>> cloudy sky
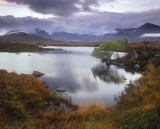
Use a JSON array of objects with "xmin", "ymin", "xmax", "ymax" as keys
[{"xmin": 0, "ymin": 0, "xmax": 160, "ymax": 35}]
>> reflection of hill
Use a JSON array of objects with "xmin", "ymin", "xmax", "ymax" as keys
[{"xmin": 92, "ymin": 64, "xmax": 125, "ymax": 84}]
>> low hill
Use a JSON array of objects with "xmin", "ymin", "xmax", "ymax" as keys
[{"xmin": 0, "ymin": 32, "xmax": 49, "ymax": 43}]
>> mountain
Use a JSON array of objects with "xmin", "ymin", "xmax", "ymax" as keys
[
  {"xmin": 51, "ymin": 32, "xmax": 99, "ymax": 42},
  {"xmin": 117, "ymin": 23, "xmax": 160, "ymax": 36},
  {"xmin": 0, "ymin": 32, "xmax": 48, "ymax": 43},
  {"xmin": 2, "ymin": 30, "xmax": 98, "ymax": 43},
  {"xmin": 138, "ymin": 23, "xmax": 160, "ymax": 32},
  {"xmin": 101, "ymin": 23, "xmax": 160, "ymax": 42},
  {"xmin": 1, "ymin": 23, "xmax": 160, "ymax": 43},
  {"xmin": 51, "ymin": 23, "xmax": 160, "ymax": 42},
  {"xmin": 34, "ymin": 28, "xmax": 51, "ymax": 39},
  {"xmin": 131, "ymin": 23, "xmax": 160, "ymax": 37}
]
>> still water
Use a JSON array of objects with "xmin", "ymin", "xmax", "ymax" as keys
[{"xmin": 0, "ymin": 47, "xmax": 141, "ymax": 106}]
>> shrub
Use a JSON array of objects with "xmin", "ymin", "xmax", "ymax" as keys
[{"xmin": 92, "ymin": 39, "xmax": 125, "ymax": 60}]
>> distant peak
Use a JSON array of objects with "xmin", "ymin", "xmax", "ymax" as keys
[
  {"xmin": 35, "ymin": 28, "xmax": 44, "ymax": 32},
  {"xmin": 35, "ymin": 28, "xmax": 40, "ymax": 31},
  {"xmin": 144, "ymin": 23, "xmax": 153, "ymax": 26},
  {"xmin": 140, "ymin": 23, "xmax": 159, "ymax": 28}
]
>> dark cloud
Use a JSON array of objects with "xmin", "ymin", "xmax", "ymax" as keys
[
  {"xmin": 5, "ymin": 0, "xmax": 115, "ymax": 16},
  {"xmin": 5, "ymin": 0, "xmax": 96, "ymax": 16},
  {"xmin": 5, "ymin": 0, "xmax": 80, "ymax": 16},
  {"xmin": 81, "ymin": 0, "xmax": 99, "ymax": 11},
  {"xmin": 0, "ymin": 9, "xmax": 160, "ymax": 35}
]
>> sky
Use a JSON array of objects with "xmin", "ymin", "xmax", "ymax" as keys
[{"xmin": 0, "ymin": 0, "xmax": 160, "ymax": 35}]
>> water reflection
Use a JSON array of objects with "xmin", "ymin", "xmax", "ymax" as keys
[
  {"xmin": 92, "ymin": 64, "xmax": 125, "ymax": 84},
  {"xmin": 40, "ymin": 75, "xmax": 98, "ymax": 93}
]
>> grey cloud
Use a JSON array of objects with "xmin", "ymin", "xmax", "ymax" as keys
[
  {"xmin": 53, "ymin": 9, "xmax": 160, "ymax": 34},
  {"xmin": 0, "ymin": 9, "xmax": 160, "ymax": 35},
  {"xmin": 0, "ymin": 16, "xmax": 55, "ymax": 33}
]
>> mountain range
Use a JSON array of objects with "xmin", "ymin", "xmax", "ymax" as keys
[{"xmin": 0, "ymin": 23, "xmax": 160, "ymax": 43}]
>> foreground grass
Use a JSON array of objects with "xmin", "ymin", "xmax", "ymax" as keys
[
  {"xmin": 112, "ymin": 64, "xmax": 160, "ymax": 128},
  {"xmin": 0, "ymin": 64, "xmax": 160, "ymax": 129}
]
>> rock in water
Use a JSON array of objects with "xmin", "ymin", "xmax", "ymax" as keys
[
  {"xmin": 111, "ymin": 60, "xmax": 119, "ymax": 65},
  {"xmin": 132, "ymin": 51, "xmax": 138, "ymax": 60},
  {"xmin": 126, "ymin": 51, "xmax": 138, "ymax": 60},
  {"xmin": 60, "ymin": 92, "xmax": 72, "ymax": 103},
  {"xmin": 32, "ymin": 71, "xmax": 44, "ymax": 78},
  {"xmin": 56, "ymin": 87, "xmax": 72, "ymax": 103},
  {"xmin": 56, "ymin": 87, "xmax": 67, "ymax": 92},
  {"xmin": 106, "ymin": 60, "xmax": 111, "ymax": 65},
  {"xmin": 135, "ymin": 64, "xmax": 140, "ymax": 69}
]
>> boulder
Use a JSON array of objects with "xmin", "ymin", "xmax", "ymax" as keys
[
  {"xmin": 148, "ymin": 57, "xmax": 157, "ymax": 63},
  {"xmin": 56, "ymin": 87, "xmax": 66, "ymax": 92},
  {"xmin": 60, "ymin": 92, "xmax": 72, "ymax": 103},
  {"xmin": 118, "ymin": 63, "xmax": 125, "ymax": 66},
  {"xmin": 135, "ymin": 64, "xmax": 140, "ymax": 69},
  {"xmin": 56, "ymin": 87, "xmax": 72, "ymax": 103},
  {"xmin": 32, "ymin": 71, "xmax": 44, "ymax": 78},
  {"xmin": 126, "ymin": 51, "xmax": 138, "ymax": 60},
  {"xmin": 111, "ymin": 60, "xmax": 119, "ymax": 65}
]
